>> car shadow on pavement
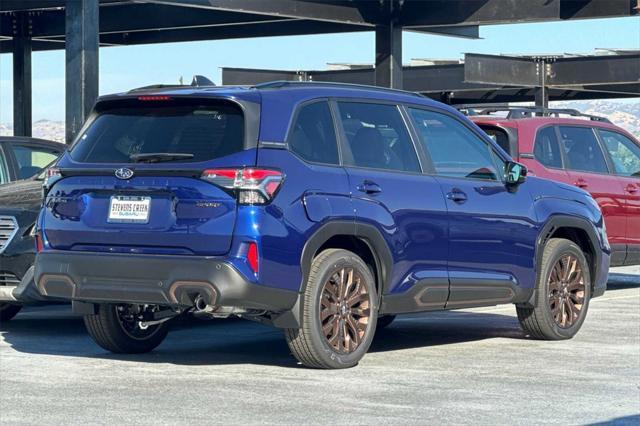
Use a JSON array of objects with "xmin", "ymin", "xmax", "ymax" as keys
[
  {"xmin": 0, "ymin": 305, "xmax": 527, "ymax": 368},
  {"xmin": 606, "ymin": 273, "xmax": 640, "ymax": 291}
]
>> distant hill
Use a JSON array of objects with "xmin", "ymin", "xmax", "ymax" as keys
[
  {"xmin": 1, "ymin": 99, "xmax": 638, "ymax": 141},
  {"xmin": 551, "ymin": 100, "xmax": 640, "ymax": 138},
  {"xmin": 0, "ymin": 120, "xmax": 65, "ymax": 143}
]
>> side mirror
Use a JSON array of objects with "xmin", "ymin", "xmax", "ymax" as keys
[{"xmin": 505, "ymin": 161, "xmax": 527, "ymax": 185}]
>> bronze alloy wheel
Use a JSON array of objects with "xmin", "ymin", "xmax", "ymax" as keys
[
  {"xmin": 548, "ymin": 254, "xmax": 585, "ymax": 328},
  {"xmin": 319, "ymin": 267, "xmax": 372, "ymax": 354}
]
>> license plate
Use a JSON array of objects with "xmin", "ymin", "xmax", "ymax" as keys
[{"xmin": 108, "ymin": 196, "xmax": 151, "ymax": 224}]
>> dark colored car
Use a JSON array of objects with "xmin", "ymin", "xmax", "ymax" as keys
[
  {"xmin": 0, "ymin": 136, "xmax": 64, "ymax": 184},
  {"xmin": 35, "ymin": 82, "xmax": 609, "ymax": 368},
  {"xmin": 467, "ymin": 107, "xmax": 639, "ymax": 267},
  {"xmin": 0, "ymin": 172, "xmax": 49, "ymax": 321}
]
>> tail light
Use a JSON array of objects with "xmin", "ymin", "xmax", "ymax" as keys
[
  {"xmin": 34, "ymin": 233, "xmax": 44, "ymax": 253},
  {"xmin": 43, "ymin": 167, "xmax": 62, "ymax": 198},
  {"xmin": 201, "ymin": 168, "xmax": 283, "ymax": 205},
  {"xmin": 246, "ymin": 242, "xmax": 259, "ymax": 274}
]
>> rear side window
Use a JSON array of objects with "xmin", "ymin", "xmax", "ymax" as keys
[
  {"xmin": 337, "ymin": 102, "xmax": 420, "ymax": 173},
  {"xmin": 71, "ymin": 101, "xmax": 244, "ymax": 163},
  {"xmin": 0, "ymin": 148, "xmax": 9, "ymax": 184},
  {"xmin": 598, "ymin": 130, "xmax": 640, "ymax": 177},
  {"xmin": 12, "ymin": 145, "xmax": 60, "ymax": 179},
  {"xmin": 289, "ymin": 101, "xmax": 339, "ymax": 165},
  {"xmin": 534, "ymin": 126, "xmax": 563, "ymax": 168},
  {"xmin": 479, "ymin": 125, "xmax": 511, "ymax": 155},
  {"xmin": 558, "ymin": 126, "xmax": 608, "ymax": 174}
]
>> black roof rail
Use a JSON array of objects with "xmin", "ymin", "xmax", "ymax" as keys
[
  {"xmin": 455, "ymin": 105, "xmax": 611, "ymax": 123},
  {"xmin": 253, "ymin": 80, "xmax": 426, "ymax": 98}
]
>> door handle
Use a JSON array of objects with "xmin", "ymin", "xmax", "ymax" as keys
[
  {"xmin": 625, "ymin": 184, "xmax": 638, "ymax": 194},
  {"xmin": 357, "ymin": 180, "xmax": 382, "ymax": 195},
  {"xmin": 446, "ymin": 189, "xmax": 468, "ymax": 204},
  {"xmin": 574, "ymin": 179, "xmax": 588, "ymax": 189}
]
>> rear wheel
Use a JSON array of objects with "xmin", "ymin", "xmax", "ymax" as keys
[
  {"xmin": 84, "ymin": 304, "xmax": 170, "ymax": 354},
  {"xmin": 0, "ymin": 303, "xmax": 22, "ymax": 322},
  {"xmin": 285, "ymin": 249, "xmax": 378, "ymax": 369},
  {"xmin": 517, "ymin": 238, "xmax": 591, "ymax": 340}
]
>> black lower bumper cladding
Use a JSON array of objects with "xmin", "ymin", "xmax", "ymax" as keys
[{"xmin": 34, "ymin": 251, "xmax": 298, "ymax": 312}]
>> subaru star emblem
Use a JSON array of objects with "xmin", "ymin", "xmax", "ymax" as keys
[{"xmin": 115, "ymin": 168, "xmax": 134, "ymax": 180}]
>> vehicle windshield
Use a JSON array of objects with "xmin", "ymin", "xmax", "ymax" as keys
[{"xmin": 70, "ymin": 101, "xmax": 244, "ymax": 164}]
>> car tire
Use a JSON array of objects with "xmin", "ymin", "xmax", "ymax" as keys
[
  {"xmin": 84, "ymin": 304, "xmax": 170, "ymax": 354},
  {"xmin": 285, "ymin": 249, "xmax": 378, "ymax": 369},
  {"xmin": 517, "ymin": 238, "xmax": 591, "ymax": 340},
  {"xmin": 377, "ymin": 315, "xmax": 396, "ymax": 330},
  {"xmin": 0, "ymin": 303, "xmax": 22, "ymax": 322}
]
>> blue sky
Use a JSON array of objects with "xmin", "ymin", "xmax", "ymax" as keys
[{"xmin": 0, "ymin": 16, "xmax": 638, "ymax": 124}]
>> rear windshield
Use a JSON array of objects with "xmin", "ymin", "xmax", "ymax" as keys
[{"xmin": 70, "ymin": 101, "xmax": 244, "ymax": 163}]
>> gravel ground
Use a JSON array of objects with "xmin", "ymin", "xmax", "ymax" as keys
[{"xmin": 0, "ymin": 271, "xmax": 638, "ymax": 425}]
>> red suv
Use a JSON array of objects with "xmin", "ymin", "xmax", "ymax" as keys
[{"xmin": 467, "ymin": 107, "xmax": 640, "ymax": 267}]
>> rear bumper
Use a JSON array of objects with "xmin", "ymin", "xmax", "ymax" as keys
[{"xmin": 34, "ymin": 251, "xmax": 298, "ymax": 313}]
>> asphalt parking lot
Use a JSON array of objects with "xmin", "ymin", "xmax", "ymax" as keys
[{"xmin": 1, "ymin": 270, "xmax": 638, "ymax": 425}]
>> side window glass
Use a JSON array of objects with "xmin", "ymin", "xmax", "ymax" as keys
[
  {"xmin": 479, "ymin": 125, "xmax": 511, "ymax": 155},
  {"xmin": 560, "ymin": 126, "xmax": 608, "ymax": 173},
  {"xmin": 289, "ymin": 101, "xmax": 339, "ymax": 165},
  {"xmin": 408, "ymin": 108, "xmax": 502, "ymax": 181},
  {"xmin": 337, "ymin": 102, "xmax": 420, "ymax": 173},
  {"xmin": 12, "ymin": 145, "xmax": 60, "ymax": 180},
  {"xmin": 558, "ymin": 126, "xmax": 608, "ymax": 174},
  {"xmin": 534, "ymin": 126, "xmax": 563, "ymax": 168},
  {"xmin": 598, "ymin": 130, "xmax": 640, "ymax": 178},
  {"xmin": 0, "ymin": 149, "xmax": 9, "ymax": 184}
]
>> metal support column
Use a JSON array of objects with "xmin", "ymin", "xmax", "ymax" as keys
[
  {"xmin": 12, "ymin": 13, "xmax": 32, "ymax": 137},
  {"xmin": 65, "ymin": 0, "xmax": 99, "ymax": 144},
  {"xmin": 534, "ymin": 58, "xmax": 551, "ymax": 113},
  {"xmin": 375, "ymin": 6, "xmax": 403, "ymax": 89}
]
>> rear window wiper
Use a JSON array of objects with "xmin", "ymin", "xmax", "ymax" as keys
[{"xmin": 130, "ymin": 153, "xmax": 195, "ymax": 163}]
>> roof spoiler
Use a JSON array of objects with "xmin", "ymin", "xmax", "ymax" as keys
[{"xmin": 127, "ymin": 75, "xmax": 216, "ymax": 93}]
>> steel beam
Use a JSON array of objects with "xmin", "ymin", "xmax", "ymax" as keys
[
  {"xmin": 65, "ymin": 0, "xmax": 99, "ymax": 144},
  {"xmin": 138, "ymin": 0, "xmax": 377, "ymax": 26},
  {"xmin": 398, "ymin": 0, "xmax": 636, "ymax": 27},
  {"xmin": 375, "ymin": 21, "xmax": 403, "ymax": 89},
  {"xmin": 12, "ymin": 13, "xmax": 32, "ymax": 137},
  {"xmin": 407, "ymin": 25, "xmax": 479, "ymax": 39}
]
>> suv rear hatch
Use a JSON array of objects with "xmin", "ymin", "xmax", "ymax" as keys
[{"xmin": 43, "ymin": 96, "xmax": 255, "ymax": 256}]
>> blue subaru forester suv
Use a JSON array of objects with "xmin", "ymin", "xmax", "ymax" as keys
[{"xmin": 34, "ymin": 82, "xmax": 609, "ymax": 368}]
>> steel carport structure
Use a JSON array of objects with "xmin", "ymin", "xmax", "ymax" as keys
[
  {"xmin": 1, "ymin": 0, "xmax": 637, "ymax": 141},
  {"xmin": 221, "ymin": 51, "xmax": 640, "ymax": 106}
]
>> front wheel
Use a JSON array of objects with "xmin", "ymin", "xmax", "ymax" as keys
[
  {"xmin": 84, "ymin": 304, "xmax": 170, "ymax": 354},
  {"xmin": 285, "ymin": 249, "xmax": 378, "ymax": 369},
  {"xmin": 517, "ymin": 238, "xmax": 591, "ymax": 340}
]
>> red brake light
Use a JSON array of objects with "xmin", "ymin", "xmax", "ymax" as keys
[
  {"xmin": 137, "ymin": 95, "xmax": 171, "ymax": 101},
  {"xmin": 44, "ymin": 167, "xmax": 62, "ymax": 191},
  {"xmin": 35, "ymin": 233, "xmax": 44, "ymax": 253},
  {"xmin": 246, "ymin": 242, "xmax": 259, "ymax": 274},
  {"xmin": 201, "ymin": 168, "xmax": 283, "ymax": 205}
]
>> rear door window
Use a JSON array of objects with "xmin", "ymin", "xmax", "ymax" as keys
[
  {"xmin": 559, "ymin": 126, "xmax": 609, "ymax": 174},
  {"xmin": 337, "ymin": 102, "xmax": 421, "ymax": 173},
  {"xmin": 598, "ymin": 130, "xmax": 640, "ymax": 177},
  {"xmin": 534, "ymin": 126, "xmax": 563, "ymax": 168},
  {"xmin": 71, "ymin": 101, "xmax": 244, "ymax": 163},
  {"xmin": 11, "ymin": 145, "xmax": 60, "ymax": 180},
  {"xmin": 288, "ymin": 101, "xmax": 339, "ymax": 165}
]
